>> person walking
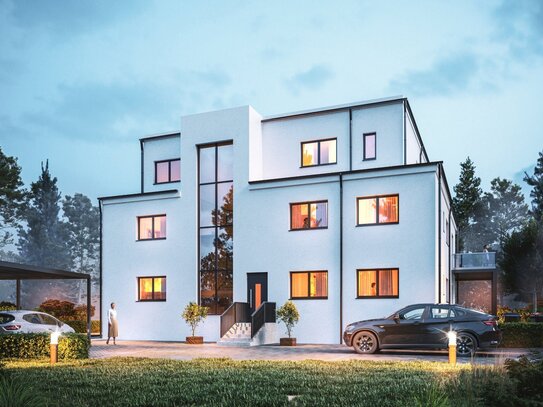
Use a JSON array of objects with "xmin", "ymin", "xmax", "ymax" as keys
[{"xmin": 106, "ymin": 302, "xmax": 118, "ymax": 345}]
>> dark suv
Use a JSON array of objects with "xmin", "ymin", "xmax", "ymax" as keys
[{"xmin": 343, "ymin": 304, "xmax": 501, "ymax": 356}]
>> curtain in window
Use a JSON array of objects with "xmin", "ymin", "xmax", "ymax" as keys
[
  {"xmin": 379, "ymin": 269, "xmax": 398, "ymax": 296},
  {"xmin": 154, "ymin": 216, "xmax": 166, "ymax": 238},
  {"xmin": 154, "ymin": 277, "xmax": 166, "ymax": 300},
  {"xmin": 139, "ymin": 278, "xmax": 153, "ymax": 300},
  {"xmin": 310, "ymin": 272, "xmax": 327, "ymax": 297},
  {"xmin": 379, "ymin": 196, "xmax": 398, "ymax": 223},
  {"xmin": 291, "ymin": 204, "xmax": 309, "ymax": 229},
  {"xmin": 313, "ymin": 202, "xmax": 327, "ymax": 227},
  {"xmin": 139, "ymin": 218, "xmax": 153, "ymax": 240},
  {"xmin": 302, "ymin": 142, "xmax": 318, "ymax": 166},
  {"xmin": 358, "ymin": 198, "xmax": 377, "ymax": 225},
  {"xmin": 291, "ymin": 273, "xmax": 308, "ymax": 297},
  {"xmin": 358, "ymin": 270, "xmax": 377, "ymax": 296},
  {"xmin": 319, "ymin": 140, "xmax": 336, "ymax": 164}
]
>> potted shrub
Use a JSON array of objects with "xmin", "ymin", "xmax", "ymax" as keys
[
  {"xmin": 277, "ymin": 300, "xmax": 300, "ymax": 346},
  {"xmin": 182, "ymin": 302, "xmax": 208, "ymax": 344}
]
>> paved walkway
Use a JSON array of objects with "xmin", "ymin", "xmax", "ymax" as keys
[{"xmin": 90, "ymin": 340, "xmax": 537, "ymax": 364}]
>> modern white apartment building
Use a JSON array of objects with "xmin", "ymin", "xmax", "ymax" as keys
[{"xmin": 99, "ymin": 96, "xmax": 459, "ymax": 344}]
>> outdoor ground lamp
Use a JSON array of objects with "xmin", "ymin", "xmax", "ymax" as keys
[
  {"xmin": 50, "ymin": 331, "xmax": 60, "ymax": 365},
  {"xmin": 447, "ymin": 330, "xmax": 457, "ymax": 366}
]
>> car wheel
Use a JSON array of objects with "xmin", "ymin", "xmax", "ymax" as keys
[
  {"xmin": 352, "ymin": 331, "xmax": 378, "ymax": 354},
  {"xmin": 456, "ymin": 333, "xmax": 477, "ymax": 357}
]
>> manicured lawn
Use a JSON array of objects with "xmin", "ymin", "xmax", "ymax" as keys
[{"xmin": 0, "ymin": 357, "xmax": 522, "ymax": 406}]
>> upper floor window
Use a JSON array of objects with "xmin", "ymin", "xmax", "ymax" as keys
[
  {"xmin": 357, "ymin": 269, "xmax": 399, "ymax": 298},
  {"xmin": 301, "ymin": 138, "xmax": 337, "ymax": 167},
  {"xmin": 363, "ymin": 133, "xmax": 376, "ymax": 160},
  {"xmin": 290, "ymin": 201, "xmax": 328, "ymax": 230},
  {"xmin": 357, "ymin": 195, "xmax": 399, "ymax": 226},
  {"xmin": 155, "ymin": 159, "xmax": 180, "ymax": 184},
  {"xmin": 138, "ymin": 215, "xmax": 166, "ymax": 240},
  {"xmin": 138, "ymin": 276, "xmax": 166, "ymax": 301},
  {"xmin": 290, "ymin": 271, "xmax": 328, "ymax": 299}
]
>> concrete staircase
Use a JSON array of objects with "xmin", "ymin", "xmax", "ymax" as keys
[{"xmin": 216, "ymin": 322, "xmax": 278, "ymax": 347}]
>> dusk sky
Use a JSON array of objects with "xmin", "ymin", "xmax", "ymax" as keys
[{"xmin": 1, "ymin": 1, "xmax": 542, "ymax": 203}]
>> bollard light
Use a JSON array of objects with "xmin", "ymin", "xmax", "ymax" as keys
[
  {"xmin": 50, "ymin": 331, "xmax": 60, "ymax": 365},
  {"xmin": 447, "ymin": 330, "xmax": 457, "ymax": 366}
]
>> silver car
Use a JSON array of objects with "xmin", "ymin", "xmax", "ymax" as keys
[{"xmin": 0, "ymin": 310, "xmax": 75, "ymax": 334}]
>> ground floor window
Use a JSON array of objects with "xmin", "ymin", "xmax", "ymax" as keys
[
  {"xmin": 357, "ymin": 269, "xmax": 399, "ymax": 298},
  {"xmin": 290, "ymin": 271, "xmax": 328, "ymax": 299},
  {"xmin": 138, "ymin": 276, "xmax": 166, "ymax": 301},
  {"xmin": 457, "ymin": 280, "xmax": 491, "ymax": 313}
]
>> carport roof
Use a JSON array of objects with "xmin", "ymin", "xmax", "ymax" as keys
[{"xmin": 0, "ymin": 260, "xmax": 90, "ymax": 280}]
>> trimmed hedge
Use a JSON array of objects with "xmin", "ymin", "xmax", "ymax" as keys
[
  {"xmin": 500, "ymin": 323, "xmax": 543, "ymax": 348},
  {"xmin": 0, "ymin": 333, "xmax": 89, "ymax": 360},
  {"xmin": 66, "ymin": 320, "xmax": 101, "ymax": 334}
]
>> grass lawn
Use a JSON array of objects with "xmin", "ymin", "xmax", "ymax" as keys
[{"xmin": 0, "ymin": 357, "xmax": 521, "ymax": 406}]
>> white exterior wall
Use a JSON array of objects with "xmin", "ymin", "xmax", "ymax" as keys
[
  {"xmin": 405, "ymin": 110, "xmax": 426, "ymax": 164},
  {"xmin": 342, "ymin": 168, "xmax": 438, "ymax": 331},
  {"xmin": 142, "ymin": 135, "xmax": 181, "ymax": 193}
]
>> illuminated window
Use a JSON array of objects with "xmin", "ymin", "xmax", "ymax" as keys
[
  {"xmin": 290, "ymin": 271, "xmax": 328, "ymax": 299},
  {"xmin": 138, "ymin": 215, "xmax": 166, "ymax": 240},
  {"xmin": 357, "ymin": 269, "xmax": 399, "ymax": 298},
  {"xmin": 301, "ymin": 138, "xmax": 337, "ymax": 167},
  {"xmin": 357, "ymin": 195, "xmax": 399, "ymax": 225},
  {"xmin": 290, "ymin": 201, "xmax": 328, "ymax": 230},
  {"xmin": 155, "ymin": 159, "xmax": 180, "ymax": 184},
  {"xmin": 138, "ymin": 276, "xmax": 167, "ymax": 301},
  {"xmin": 363, "ymin": 133, "xmax": 376, "ymax": 160}
]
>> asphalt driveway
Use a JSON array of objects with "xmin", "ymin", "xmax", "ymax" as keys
[{"xmin": 90, "ymin": 340, "xmax": 537, "ymax": 364}]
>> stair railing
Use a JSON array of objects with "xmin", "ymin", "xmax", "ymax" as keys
[
  {"xmin": 220, "ymin": 302, "xmax": 250, "ymax": 338},
  {"xmin": 251, "ymin": 302, "xmax": 276, "ymax": 338}
]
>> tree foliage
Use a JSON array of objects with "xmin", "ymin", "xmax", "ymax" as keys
[
  {"xmin": 524, "ymin": 150, "xmax": 543, "ymax": 222},
  {"xmin": 276, "ymin": 300, "xmax": 300, "ymax": 338},
  {"xmin": 182, "ymin": 302, "xmax": 208, "ymax": 337},
  {"xmin": 0, "ymin": 147, "xmax": 26, "ymax": 248}
]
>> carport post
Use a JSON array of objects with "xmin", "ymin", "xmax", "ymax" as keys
[
  {"xmin": 16, "ymin": 279, "xmax": 21, "ymax": 309},
  {"xmin": 86, "ymin": 277, "xmax": 91, "ymax": 341}
]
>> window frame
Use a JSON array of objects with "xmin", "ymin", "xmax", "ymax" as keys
[
  {"xmin": 356, "ymin": 268, "xmax": 399, "ymax": 299},
  {"xmin": 363, "ymin": 132, "xmax": 377, "ymax": 161},
  {"xmin": 154, "ymin": 158, "xmax": 181, "ymax": 184},
  {"xmin": 356, "ymin": 194, "xmax": 399, "ymax": 226},
  {"xmin": 137, "ymin": 214, "xmax": 167, "ymax": 241},
  {"xmin": 137, "ymin": 276, "xmax": 167, "ymax": 302},
  {"xmin": 300, "ymin": 138, "xmax": 337, "ymax": 168},
  {"xmin": 289, "ymin": 200, "xmax": 329, "ymax": 231},
  {"xmin": 290, "ymin": 270, "xmax": 328, "ymax": 300}
]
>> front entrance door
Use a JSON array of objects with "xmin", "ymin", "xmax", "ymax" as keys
[{"xmin": 247, "ymin": 273, "xmax": 268, "ymax": 314}]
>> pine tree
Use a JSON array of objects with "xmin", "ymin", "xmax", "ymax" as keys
[
  {"xmin": 452, "ymin": 157, "xmax": 483, "ymax": 251},
  {"xmin": 17, "ymin": 160, "xmax": 71, "ymax": 269},
  {"xmin": 0, "ymin": 146, "xmax": 26, "ymax": 249},
  {"xmin": 524, "ymin": 150, "xmax": 543, "ymax": 222}
]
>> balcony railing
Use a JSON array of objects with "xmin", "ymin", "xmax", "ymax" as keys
[{"xmin": 453, "ymin": 252, "xmax": 496, "ymax": 269}]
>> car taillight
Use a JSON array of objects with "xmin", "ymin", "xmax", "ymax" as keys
[
  {"xmin": 2, "ymin": 325, "xmax": 21, "ymax": 331},
  {"xmin": 482, "ymin": 320, "xmax": 497, "ymax": 327}
]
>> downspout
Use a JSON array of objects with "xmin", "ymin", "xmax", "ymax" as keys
[
  {"xmin": 349, "ymin": 109, "xmax": 353, "ymax": 171},
  {"xmin": 339, "ymin": 173, "xmax": 344, "ymax": 344},
  {"xmin": 448, "ymin": 207, "xmax": 452, "ymax": 304},
  {"xmin": 437, "ymin": 164, "xmax": 442, "ymax": 303},
  {"xmin": 403, "ymin": 100, "xmax": 407, "ymax": 165},
  {"xmin": 140, "ymin": 140, "xmax": 144, "ymax": 193},
  {"xmin": 99, "ymin": 200, "xmax": 103, "ymax": 338}
]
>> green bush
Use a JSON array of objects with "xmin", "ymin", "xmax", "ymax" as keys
[
  {"xmin": 0, "ymin": 302, "xmax": 16, "ymax": 311},
  {"xmin": 276, "ymin": 300, "xmax": 300, "ymax": 338},
  {"xmin": 0, "ymin": 333, "xmax": 89, "ymax": 360},
  {"xmin": 500, "ymin": 323, "xmax": 543, "ymax": 348},
  {"xmin": 66, "ymin": 320, "xmax": 100, "ymax": 334},
  {"xmin": 505, "ymin": 356, "xmax": 543, "ymax": 403}
]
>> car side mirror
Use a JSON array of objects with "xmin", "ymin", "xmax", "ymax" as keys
[{"xmin": 393, "ymin": 313, "xmax": 400, "ymax": 322}]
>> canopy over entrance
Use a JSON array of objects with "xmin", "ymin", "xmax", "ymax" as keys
[{"xmin": 0, "ymin": 260, "xmax": 92, "ymax": 339}]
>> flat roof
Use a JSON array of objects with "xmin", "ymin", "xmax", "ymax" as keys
[
  {"xmin": 98, "ymin": 189, "xmax": 178, "ymax": 201},
  {"xmin": 0, "ymin": 261, "xmax": 90, "ymax": 280},
  {"xmin": 139, "ymin": 132, "xmax": 180, "ymax": 142},
  {"xmin": 262, "ymin": 96, "xmax": 404, "ymax": 122}
]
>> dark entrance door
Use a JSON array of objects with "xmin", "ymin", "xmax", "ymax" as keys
[{"xmin": 247, "ymin": 273, "xmax": 268, "ymax": 314}]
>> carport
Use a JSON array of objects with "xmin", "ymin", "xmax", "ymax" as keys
[{"xmin": 0, "ymin": 260, "xmax": 92, "ymax": 340}]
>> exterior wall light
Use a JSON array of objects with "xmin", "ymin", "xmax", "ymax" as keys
[
  {"xmin": 447, "ymin": 330, "xmax": 457, "ymax": 366},
  {"xmin": 50, "ymin": 331, "xmax": 60, "ymax": 365}
]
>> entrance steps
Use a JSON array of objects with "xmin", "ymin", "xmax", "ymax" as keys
[{"xmin": 217, "ymin": 322, "xmax": 278, "ymax": 347}]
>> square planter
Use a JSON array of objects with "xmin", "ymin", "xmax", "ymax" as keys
[
  {"xmin": 280, "ymin": 337, "xmax": 296, "ymax": 346},
  {"xmin": 186, "ymin": 336, "xmax": 204, "ymax": 344}
]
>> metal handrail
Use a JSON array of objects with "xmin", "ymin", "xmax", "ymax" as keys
[
  {"xmin": 251, "ymin": 302, "xmax": 276, "ymax": 338},
  {"xmin": 220, "ymin": 302, "xmax": 250, "ymax": 338},
  {"xmin": 453, "ymin": 252, "xmax": 496, "ymax": 269}
]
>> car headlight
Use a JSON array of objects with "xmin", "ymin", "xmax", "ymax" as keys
[{"xmin": 345, "ymin": 324, "xmax": 356, "ymax": 332}]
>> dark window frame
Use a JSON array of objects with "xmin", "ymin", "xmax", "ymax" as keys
[
  {"xmin": 154, "ymin": 158, "xmax": 181, "ymax": 184},
  {"xmin": 363, "ymin": 132, "xmax": 377, "ymax": 161},
  {"xmin": 356, "ymin": 268, "xmax": 399, "ymax": 299},
  {"xmin": 300, "ymin": 137, "xmax": 337, "ymax": 168},
  {"xmin": 137, "ymin": 276, "xmax": 167, "ymax": 302},
  {"xmin": 289, "ymin": 200, "xmax": 329, "ymax": 231},
  {"xmin": 137, "ymin": 214, "xmax": 167, "ymax": 241},
  {"xmin": 356, "ymin": 194, "xmax": 399, "ymax": 226},
  {"xmin": 290, "ymin": 270, "xmax": 328, "ymax": 300}
]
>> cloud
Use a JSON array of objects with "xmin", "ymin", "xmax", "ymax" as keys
[
  {"xmin": 388, "ymin": 53, "xmax": 481, "ymax": 97},
  {"xmin": 285, "ymin": 65, "xmax": 334, "ymax": 94}
]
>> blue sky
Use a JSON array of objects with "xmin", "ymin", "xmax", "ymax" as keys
[{"xmin": 0, "ymin": 0, "xmax": 542, "ymax": 202}]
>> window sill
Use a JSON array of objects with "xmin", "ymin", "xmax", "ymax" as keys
[
  {"xmin": 300, "ymin": 162, "xmax": 337, "ymax": 169},
  {"xmin": 136, "ymin": 237, "xmax": 167, "ymax": 241},
  {"xmin": 363, "ymin": 157, "xmax": 377, "ymax": 161},
  {"xmin": 356, "ymin": 296, "xmax": 399, "ymax": 299},
  {"xmin": 290, "ymin": 297, "xmax": 328, "ymax": 300},
  {"xmin": 154, "ymin": 181, "xmax": 181, "ymax": 185},
  {"xmin": 355, "ymin": 222, "xmax": 399, "ymax": 227},
  {"xmin": 136, "ymin": 299, "xmax": 167, "ymax": 302},
  {"xmin": 289, "ymin": 227, "xmax": 328, "ymax": 232}
]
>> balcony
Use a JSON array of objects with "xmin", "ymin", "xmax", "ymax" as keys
[{"xmin": 453, "ymin": 252, "xmax": 496, "ymax": 269}]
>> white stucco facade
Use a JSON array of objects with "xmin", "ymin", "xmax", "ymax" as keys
[{"xmin": 100, "ymin": 97, "xmax": 456, "ymax": 344}]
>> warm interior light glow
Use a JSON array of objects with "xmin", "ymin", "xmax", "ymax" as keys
[
  {"xmin": 447, "ymin": 330, "xmax": 457, "ymax": 346},
  {"xmin": 50, "ymin": 331, "xmax": 60, "ymax": 345}
]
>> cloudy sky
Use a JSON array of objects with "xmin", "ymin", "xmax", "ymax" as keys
[{"xmin": 0, "ymin": 0, "xmax": 542, "ymax": 203}]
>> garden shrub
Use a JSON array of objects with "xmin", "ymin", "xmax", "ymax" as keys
[
  {"xmin": 500, "ymin": 323, "xmax": 543, "ymax": 348},
  {"xmin": 66, "ymin": 320, "xmax": 100, "ymax": 334},
  {"xmin": 38, "ymin": 299, "xmax": 95, "ymax": 322},
  {"xmin": 0, "ymin": 333, "xmax": 89, "ymax": 360},
  {"xmin": 505, "ymin": 356, "xmax": 543, "ymax": 403},
  {"xmin": 0, "ymin": 302, "xmax": 16, "ymax": 311}
]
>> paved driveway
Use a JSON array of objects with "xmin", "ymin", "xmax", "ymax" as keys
[{"xmin": 90, "ymin": 340, "xmax": 534, "ymax": 364}]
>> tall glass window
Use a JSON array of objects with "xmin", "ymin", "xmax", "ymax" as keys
[{"xmin": 198, "ymin": 142, "xmax": 233, "ymax": 315}]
